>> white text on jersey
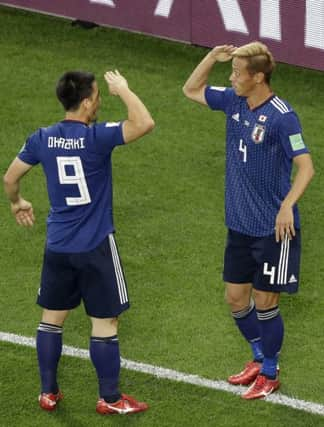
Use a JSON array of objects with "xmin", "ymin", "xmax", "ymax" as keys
[{"xmin": 48, "ymin": 137, "xmax": 85, "ymax": 150}]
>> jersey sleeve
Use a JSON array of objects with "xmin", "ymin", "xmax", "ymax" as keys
[
  {"xmin": 93, "ymin": 121, "xmax": 125, "ymax": 154},
  {"xmin": 205, "ymin": 86, "xmax": 235, "ymax": 114},
  {"xmin": 17, "ymin": 131, "xmax": 40, "ymax": 165},
  {"xmin": 278, "ymin": 112, "xmax": 309, "ymax": 159}
]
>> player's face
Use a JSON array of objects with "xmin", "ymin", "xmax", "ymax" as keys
[
  {"xmin": 88, "ymin": 81, "xmax": 101, "ymax": 122},
  {"xmin": 230, "ymin": 57, "xmax": 257, "ymax": 97}
]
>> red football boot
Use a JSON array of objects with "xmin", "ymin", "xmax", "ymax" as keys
[
  {"xmin": 228, "ymin": 361, "xmax": 261, "ymax": 385},
  {"xmin": 242, "ymin": 374, "xmax": 280, "ymax": 400},
  {"xmin": 39, "ymin": 391, "xmax": 63, "ymax": 411},
  {"xmin": 96, "ymin": 393, "xmax": 149, "ymax": 415}
]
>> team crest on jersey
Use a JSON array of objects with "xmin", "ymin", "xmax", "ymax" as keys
[
  {"xmin": 251, "ymin": 123, "xmax": 266, "ymax": 144},
  {"xmin": 258, "ymin": 115, "xmax": 267, "ymax": 123}
]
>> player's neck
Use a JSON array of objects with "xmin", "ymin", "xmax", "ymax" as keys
[
  {"xmin": 247, "ymin": 85, "xmax": 273, "ymax": 110},
  {"xmin": 64, "ymin": 111, "xmax": 90, "ymax": 125}
]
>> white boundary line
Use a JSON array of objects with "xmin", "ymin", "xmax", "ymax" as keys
[{"xmin": 1, "ymin": 331, "xmax": 324, "ymax": 417}]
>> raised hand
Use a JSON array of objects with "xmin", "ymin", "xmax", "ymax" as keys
[
  {"xmin": 210, "ymin": 45, "xmax": 237, "ymax": 62},
  {"xmin": 104, "ymin": 70, "xmax": 128, "ymax": 96}
]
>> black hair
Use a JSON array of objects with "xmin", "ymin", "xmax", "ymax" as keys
[{"xmin": 56, "ymin": 71, "xmax": 95, "ymax": 111}]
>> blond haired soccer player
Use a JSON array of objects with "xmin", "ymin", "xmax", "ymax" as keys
[
  {"xmin": 183, "ymin": 42, "xmax": 314, "ymax": 399},
  {"xmin": 4, "ymin": 70, "xmax": 154, "ymax": 414}
]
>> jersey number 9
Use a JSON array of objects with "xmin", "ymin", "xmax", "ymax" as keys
[{"xmin": 56, "ymin": 156, "xmax": 91, "ymax": 206}]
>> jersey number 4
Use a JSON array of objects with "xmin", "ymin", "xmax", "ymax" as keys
[
  {"xmin": 239, "ymin": 139, "xmax": 247, "ymax": 163},
  {"xmin": 56, "ymin": 156, "xmax": 91, "ymax": 206}
]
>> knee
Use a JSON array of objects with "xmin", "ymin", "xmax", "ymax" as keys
[
  {"xmin": 41, "ymin": 309, "xmax": 69, "ymax": 327},
  {"xmin": 225, "ymin": 291, "xmax": 237, "ymax": 307},
  {"xmin": 225, "ymin": 283, "xmax": 252, "ymax": 312},
  {"xmin": 225, "ymin": 291, "xmax": 250, "ymax": 312},
  {"xmin": 253, "ymin": 290, "xmax": 280, "ymax": 310},
  {"xmin": 107, "ymin": 317, "xmax": 118, "ymax": 330},
  {"xmin": 91, "ymin": 317, "xmax": 118, "ymax": 337}
]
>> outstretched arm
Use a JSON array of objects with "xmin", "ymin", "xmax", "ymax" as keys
[
  {"xmin": 3, "ymin": 157, "xmax": 35, "ymax": 227},
  {"xmin": 104, "ymin": 70, "xmax": 155, "ymax": 144},
  {"xmin": 182, "ymin": 45, "xmax": 236, "ymax": 105}
]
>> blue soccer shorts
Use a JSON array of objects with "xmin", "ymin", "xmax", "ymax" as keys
[
  {"xmin": 223, "ymin": 229, "xmax": 301, "ymax": 294},
  {"xmin": 37, "ymin": 234, "xmax": 130, "ymax": 317}
]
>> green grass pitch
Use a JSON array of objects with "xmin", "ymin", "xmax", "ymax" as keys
[{"xmin": 0, "ymin": 5, "xmax": 324, "ymax": 426}]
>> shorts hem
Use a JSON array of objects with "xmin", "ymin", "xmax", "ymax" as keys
[
  {"xmin": 84, "ymin": 303, "xmax": 130, "ymax": 318},
  {"xmin": 37, "ymin": 300, "xmax": 80, "ymax": 311},
  {"xmin": 223, "ymin": 276, "xmax": 253, "ymax": 284},
  {"xmin": 252, "ymin": 286, "xmax": 298, "ymax": 294}
]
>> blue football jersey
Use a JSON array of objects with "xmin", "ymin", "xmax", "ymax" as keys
[
  {"xmin": 205, "ymin": 86, "xmax": 309, "ymax": 237},
  {"xmin": 18, "ymin": 120, "xmax": 125, "ymax": 252}
]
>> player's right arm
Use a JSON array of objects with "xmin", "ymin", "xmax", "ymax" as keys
[
  {"xmin": 182, "ymin": 45, "xmax": 236, "ymax": 105},
  {"xmin": 3, "ymin": 157, "xmax": 35, "ymax": 227},
  {"xmin": 104, "ymin": 70, "xmax": 155, "ymax": 144}
]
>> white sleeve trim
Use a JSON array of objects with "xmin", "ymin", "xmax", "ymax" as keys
[{"xmin": 105, "ymin": 121, "xmax": 120, "ymax": 127}]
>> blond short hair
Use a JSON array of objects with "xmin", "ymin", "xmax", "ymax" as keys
[{"xmin": 233, "ymin": 41, "xmax": 275, "ymax": 84}]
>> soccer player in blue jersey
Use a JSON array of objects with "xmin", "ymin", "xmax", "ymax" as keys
[
  {"xmin": 4, "ymin": 70, "xmax": 154, "ymax": 414},
  {"xmin": 183, "ymin": 42, "xmax": 314, "ymax": 399}
]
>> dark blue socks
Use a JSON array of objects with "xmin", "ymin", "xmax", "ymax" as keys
[
  {"xmin": 232, "ymin": 302, "xmax": 284, "ymax": 378},
  {"xmin": 232, "ymin": 300, "xmax": 263, "ymax": 362},
  {"xmin": 90, "ymin": 335, "xmax": 121, "ymax": 403},
  {"xmin": 37, "ymin": 325, "xmax": 122, "ymax": 401},
  {"xmin": 257, "ymin": 306, "xmax": 283, "ymax": 379},
  {"xmin": 37, "ymin": 322, "xmax": 63, "ymax": 394}
]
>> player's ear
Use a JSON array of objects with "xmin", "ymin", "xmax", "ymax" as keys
[
  {"xmin": 83, "ymin": 97, "xmax": 91, "ymax": 109},
  {"xmin": 255, "ymin": 71, "xmax": 265, "ymax": 84}
]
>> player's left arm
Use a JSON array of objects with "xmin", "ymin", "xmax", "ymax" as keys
[
  {"xmin": 3, "ymin": 157, "xmax": 35, "ymax": 227},
  {"xmin": 275, "ymin": 153, "xmax": 314, "ymax": 242}
]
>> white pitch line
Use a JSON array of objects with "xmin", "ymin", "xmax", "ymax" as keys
[{"xmin": 1, "ymin": 331, "xmax": 324, "ymax": 417}]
